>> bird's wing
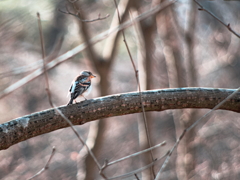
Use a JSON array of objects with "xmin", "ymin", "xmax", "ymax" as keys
[
  {"xmin": 82, "ymin": 81, "xmax": 92, "ymax": 96},
  {"xmin": 67, "ymin": 80, "xmax": 76, "ymax": 97},
  {"xmin": 70, "ymin": 81, "xmax": 78, "ymax": 93},
  {"xmin": 78, "ymin": 76, "xmax": 88, "ymax": 83},
  {"xmin": 68, "ymin": 75, "xmax": 91, "ymax": 99}
]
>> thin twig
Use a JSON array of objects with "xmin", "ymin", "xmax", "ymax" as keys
[
  {"xmin": 0, "ymin": 36, "xmax": 64, "ymax": 79},
  {"xmin": 27, "ymin": 146, "xmax": 56, "ymax": 180},
  {"xmin": 0, "ymin": 61, "xmax": 41, "ymax": 78},
  {"xmin": 99, "ymin": 159, "xmax": 109, "ymax": 175},
  {"xmin": 134, "ymin": 174, "xmax": 140, "ymax": 180},
  {"xmin": 194, "ymin": 0, "xmax": 240, "ymax": 38},
  {"xmin": 155, "ymin": 87, "xmax": 240, "ymax": 179},
  {"xmin": 37, "ymin": 12, "xmax": 53, "ymax": 107},
  {"xmin": 187, "ymin": 88, "xmax": 240, "ymax": 131},
  {"xmin": 113, "ymin": 0, "xmax": 156, "ymax": 178},
  {"xmin": 49, "ymin": 105, "xmax": 105, "ymax": 179},
  {"xmin": 37, "ymin": 12, "xmax": 46, "ymax": 59},
  {"xmin": 0, "ymin": 0, "xmax": 175, "ymax": 100},
  {"xmin": 155, "ymin": 131, "xmax": 186, "ymax": 179},
  {"xmin": 100, "ymin": 141, "xmax": 166, "ymax": 174},
  {"xmin": 107, "ymin": 152, "xmax": 169, "ymax": 180},
  {"xmin": 158, "ymin": 4, "xmax": 235, "ymax": 173},
  {"xmin": 58, "ymin": 3, "xmax": 110, "ymax": 22},
  {"xmin": 107, "ymin": 160, "xmax": 157, "ymax": 180},
  {"xmin": 53, "ymin": 107, "xmax": 102, "ymax": 170},
  {"xmin": 107, "ymin": 141, "xmax": 166, "ymax": 167},
  {"xmin": 156, "ymin": 3, "xmax": 240, "ymax": 172},
  {"xmin": 27, "ymin": 14, "xmax": 61, "ymax": 180},
  {"xmin": 37, "ymin": 12, "xmax": 107, "ymax": 180}
]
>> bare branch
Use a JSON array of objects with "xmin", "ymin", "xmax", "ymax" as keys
[
  {"xmin": 194, "ymin": 0, "xmax": 240, "ymax": 38},
  {"xmin": 27, "ymin": 146, "xmax": 56, "ymax": 180},
  {"xmin": 58, "ymin": 3, "xmax": 110, "ymax": 22},
  {"xmin": 1, "ymin": 88, "xmax": 240, "ymax": 150}
]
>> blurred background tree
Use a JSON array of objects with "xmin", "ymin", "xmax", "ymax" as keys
[{"xmin": 0, "ymin": 0, "xmax": 240, "ymax": 180}]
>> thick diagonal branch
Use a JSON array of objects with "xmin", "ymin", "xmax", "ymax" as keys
[{"xmin": 0, "ymin": 88, "xmax": 239, "ymax": 150}]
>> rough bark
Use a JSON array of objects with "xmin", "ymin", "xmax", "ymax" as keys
[{"xmin": 0, "ymin": 88, "xmax": 240, "ymax": 150}]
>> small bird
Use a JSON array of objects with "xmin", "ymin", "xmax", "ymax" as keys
[{"xmin": 67, "ymin": 70, "xmax": 96, "ymax": 105}]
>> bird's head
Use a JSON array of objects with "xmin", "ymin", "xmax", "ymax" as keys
[{"xmin": 81, "ymin": 70, "xmax": 96, "ymax": 79}]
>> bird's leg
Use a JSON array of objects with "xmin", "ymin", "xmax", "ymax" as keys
[{"xmin": 82, "ymin": 95, "xmax": 87, "ymax": 100}]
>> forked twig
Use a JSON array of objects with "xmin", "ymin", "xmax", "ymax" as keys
[
  {"xmin": 155, "ymin": 131, "xmax": 186, "ymax": 179},
  {"xmin": 99, "ymin": 141, "xmax": 166, "ymax": 175},
  {"xmin": 27, "ymin": 147, "xmax": 56, "ymax": 180},
  {"xmin": 194, "ymin": 0, "xmax": 240, "ymax": 38},
  {"xmin": 107, "ymin": 152, "xmax": 169, "ymax": 180},
  {"xmin": 107, "ymin": 141, "xmax": 166, "ymax": 167},
  {"xmin": 58, "ymin": 3, "xmax": 109, "ymax": 22}
]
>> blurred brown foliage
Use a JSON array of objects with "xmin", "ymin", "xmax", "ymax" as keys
[{"xmin": 1, "ymin": 0, "xmax": 240, "ymax": 180}]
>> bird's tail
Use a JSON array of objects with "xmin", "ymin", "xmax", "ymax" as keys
[{"xmin": 67, "ymin": 98, "xmax": 73, "ymax": 105}]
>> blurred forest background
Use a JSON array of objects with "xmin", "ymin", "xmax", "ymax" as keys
[{"xmin": 0, "ymin": 0, "xmax": 240, "ymax": 179}]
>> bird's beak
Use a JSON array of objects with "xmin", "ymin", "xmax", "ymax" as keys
[{"xmin": 91, "ymin": 75, "xmax": 96, "ymax": 78}]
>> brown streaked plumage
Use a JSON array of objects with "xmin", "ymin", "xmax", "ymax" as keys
[{"xmin": 67, "ymin": 70, "xmax": 96, "ymax": 105}]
